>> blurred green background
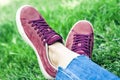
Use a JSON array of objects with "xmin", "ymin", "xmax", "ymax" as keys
[{"xmin": 0, "ymin": 0, "xmax": 120, "ymax": 80}]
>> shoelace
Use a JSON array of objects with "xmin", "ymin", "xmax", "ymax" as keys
[
  {"xmin": 28, "ymin": 18, "xmax": 56, "ymax": 44},
  {"xmin": 72, "ymin": 34, "xmax": 91, "ymax": 56}
]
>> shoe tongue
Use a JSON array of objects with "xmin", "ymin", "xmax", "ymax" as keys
[{"xmin": 47, "ymin": 35, "xmax": 63, "ymax": 45}]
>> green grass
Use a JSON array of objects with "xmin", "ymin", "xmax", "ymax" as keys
[{"xmin": 0, "ymin": 0, "xmax": 120, "ymax": 79}]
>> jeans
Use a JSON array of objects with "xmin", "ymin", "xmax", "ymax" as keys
[{"xmin": 56, "ymin": 56, "xmax": 120, "ymax": 80}]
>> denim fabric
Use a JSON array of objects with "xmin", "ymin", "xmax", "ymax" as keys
[{"xmin": 56, "ymin": 56, "xmax": 120, "ymax": 80}]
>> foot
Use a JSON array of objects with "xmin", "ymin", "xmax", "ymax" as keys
[
  {"xmin": 66, "ymin": 20, "xmax": 94, "ymax": 58},
  {"xmin": 16, "ymin": 5, "xmax": 63, "ymax": 79}
]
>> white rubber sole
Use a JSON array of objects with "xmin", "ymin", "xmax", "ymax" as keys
[
  {"xmin": 16, "ymin": 5, "xmax": 54, "ymax": 79},
  {"xmin": 65, "ymin": 20, "xmax": 93, "ymax": 45}
]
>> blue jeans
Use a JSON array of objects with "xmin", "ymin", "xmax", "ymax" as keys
[{"xmin": 56, "ymin": 56, "xmax": 120, "ymax": 80}]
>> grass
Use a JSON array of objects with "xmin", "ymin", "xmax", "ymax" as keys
[{"xmin": 0, "ymin": 0, "xmax": 120, "ymax": 79}]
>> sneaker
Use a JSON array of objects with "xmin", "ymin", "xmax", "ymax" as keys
[
  {"xmin": 66, "ymin": 20, "xmax": 94, "ymax": 58},
  {"xmin": 16, "ymin": 5, "xmax": 63, "ymax": 79}
]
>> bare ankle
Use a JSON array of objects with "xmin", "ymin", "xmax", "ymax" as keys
[{"xmin": 48, "ymin": 42, "xmax": 79, "ymax": 68}]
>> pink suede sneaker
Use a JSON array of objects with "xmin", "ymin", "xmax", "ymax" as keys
[
  {"xmin": 16, "ymin": 5, "xmax": 63, "ymax": 79},
  {"xmin": 66, "ymin": 20, "xmax": 94, "ymax": 58}
]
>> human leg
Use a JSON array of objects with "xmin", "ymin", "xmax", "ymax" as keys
[
  {"xmin": 56, "ymin": 55, "xmax": 120, "ymax": 80},
  {"xmin": 16, "ymin": 5, "xmax": 120, "ymax": 80},
  {"xmin": 49, "ymin": 42, "xmax": 79, "ymax": 69},
  {"xmin": 48, "ymin": 42, "xmax": 119, "ymax": 80},
  {"xmin": 54, "ymin": 21, "xmax": 120, "ymax": 80}
]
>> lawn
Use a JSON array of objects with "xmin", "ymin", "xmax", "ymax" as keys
[{"xmin": 0, "ymin": 0, "xmax": 120, "ymax": 80}]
